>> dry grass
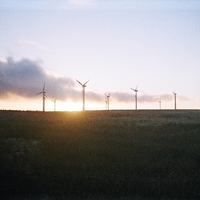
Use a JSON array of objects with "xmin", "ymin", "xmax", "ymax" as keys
[{"xmin": 0, "ymin": 110, "xmax": 200, "ymax": 199}]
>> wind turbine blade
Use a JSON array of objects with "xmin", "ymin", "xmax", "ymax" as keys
[
  {"xmin": 105, "ymin": 93, "xmax": 110, "ymax": 97},
  {"xmin": 84, "ymin": 79, "xmax": 90, "ymax": 85},
  {"xmin": 76, "ymin": 79, "xmax": 83, "ymax": 86},
  {"xmin": 36, "ymin": 92, "xmax": 43, "ymax": 95}
]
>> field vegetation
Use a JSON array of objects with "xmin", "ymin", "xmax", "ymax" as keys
[{"xmin": 0, "ymin": 110, "xmax": 200, "ymax": 199}]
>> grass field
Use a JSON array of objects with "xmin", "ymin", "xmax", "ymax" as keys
[{"xmin": 0, "ymin": 110, "xmax": 200, "ymax": 199}]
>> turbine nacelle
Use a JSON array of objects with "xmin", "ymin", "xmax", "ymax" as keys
[
  {"xmin": 105, "ymin": 93, "xmax": 110, "ymax": 98},
  {"xmin": 131, "ymin": 86, "xmax": 138, "ymax": 92}
]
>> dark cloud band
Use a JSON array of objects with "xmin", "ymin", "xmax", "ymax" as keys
[{"xmin": 0, "ymin": 57, "xmax": 188, "ymax": 104}]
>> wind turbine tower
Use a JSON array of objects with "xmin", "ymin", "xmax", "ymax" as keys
[
  {"xmin": 105, "ymin": 93, "xmax": 110, "ymax": 110},
  {"xmin": 105, "ymin": 96, "xmax": 107, "ymax": 110},
  {"xmin": 173, "ymin": 92, "xmax": 177, "ymax": 110},
  {"xmin": 158, "ymin": 98, "xmax": 161, "ymax": 110},
  {"xmin": 36, "ymin": 83, "xmax": 47, "ymax": 112},
  {"xmin": 76, "ymin": 79, "xmax": 89, "ymax": 111},
  {"xmin": 131, "ymin": 86, "xmax": 138, "ymax": 110},
  {"xmin": 52, "ymin": 98, "xmax": 57, "ymax": 112}
]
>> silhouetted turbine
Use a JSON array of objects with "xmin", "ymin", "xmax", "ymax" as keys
[
  {"xmin": 158, "ymin": 98, "xmax": 161, "ymax": 110},
  {"xmin": 76, "ymin": 79, "xmax": 89, "ymax": 111},
  {"xmin": 173, "ymin": 92, "xmax": 177, "ymax": 110},
  {"xmin": 36, "ymin": 83, "xmax": 47, "ymax": 112},
  {"xmin": 131, "ymin": 86, "xmax": 138, "ymax": 110},
  {"xmin": 52, "ymin": 98, "xmax": 57, "ymax": 112},
  {"xmin": 105, "ymin": 93, "xmax": 110, "ymax": 110}
]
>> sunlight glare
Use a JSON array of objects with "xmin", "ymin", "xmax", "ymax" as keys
[{"xmin": 65, "ymin": 100, "xmax": 82, "ymax": 111}]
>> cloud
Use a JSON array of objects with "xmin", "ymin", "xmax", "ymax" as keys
[
  {"xmin": 111, "ymin": 92, "xmax": 188, "ymax": 103},
  {"xmin": 86, "ymin": 91, "xmax": 103, "ymax": 102},
  {"xmin": 112, "ymin": 91, "xmax": 134, "ymax": 102},
  {"xmin": 0, "ymin": 58, "xmax": 7, "ymax": 63},
  {"xmin": 67, "ymin": 0, "xmax": 96, "ymax": 8},
  {"xmin": 0, "ymin": 57, "xmax": 104, "ymax": 103},
  {"xmin": 176, "ymin": 95, "xmax": 189, "ymax": 101},
  {"xmin": 113, "ymin": 91, "xmax": 159, "ymax": 103},
  {"xmin": 0, "ymin": 57, "xmax": 75, "ymax": 100},
  {"xmin": 17, "ymin": 40, "xmax": 49, "ymax": 51},
  {"xmin": 96, "ymin": 0, "xmax": 200, "ymax": 11},
  {"xmin": 68, "ymin": 0, "xmax": 93, "ymax": 6},
  {"xmin": 0, "ymin": 57, "xmax": 189, "ymax": 105}
]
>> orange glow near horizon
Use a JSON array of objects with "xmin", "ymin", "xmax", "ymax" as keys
[
  {"xmin": 0, "ymin": 96, "xmax": 199, "ymax": 111},
  {"xmin": 0, "ymin": 98, "xmax": 104, "ymax": 111}
]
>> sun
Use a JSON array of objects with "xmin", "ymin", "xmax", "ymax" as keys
[
  {"xmin": 52, "ymin": 100, "xmax": 81, "ymax": 111},
  {"xmin": 65, "ymin": 100, "xmax": 82, "ymax": 111}
]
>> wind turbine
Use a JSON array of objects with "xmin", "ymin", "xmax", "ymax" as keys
[
  {"xmin": 131, "ymin": 86, "xmax": 138, "ymax": 110},
  {"xmin": 105, "ymin": 93, "xmax": 110, "ymax": 110},
  {"xmin": 158, "ymin": 98, "xmax": 161, "ymax": 110},
  {"xmin": 76, "ymin": 79, "xmax": 89, "ymax": 111},
  {"xmin": 36, "ymin": 83, "xmax": 47, "ymax": 112},
  {"xmin": 105, "ymin": 96, "xmax": 107, "ymax": 110},
  {"xmin": 52, "ymin": 98, "xmax": 57, "ymax": 112},
  {"xmin": 173, "ymin": 92, "xmax": 177, "ymax": 110}
]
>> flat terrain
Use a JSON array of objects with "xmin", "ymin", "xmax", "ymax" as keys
[{"xmin": 0, "ymin": 110, "xmax": 200, "ymax": 199}]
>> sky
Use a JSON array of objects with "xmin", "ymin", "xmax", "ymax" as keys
[{"xmin": 0, "ymin": 0, "xmax": 200, "ymax": 111}]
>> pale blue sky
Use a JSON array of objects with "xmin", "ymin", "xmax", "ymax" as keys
[{"xmin": 0, "ymin": 0, "xmax": 200, "ymax": 111}]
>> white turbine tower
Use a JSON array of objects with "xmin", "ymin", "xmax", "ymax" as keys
[
  {"xmin": 105, "ymin": 97, "xmax": 107, "ymax": 110},
  {"xmin": 173, "ymin": 92, "xmax": 177, "ymax": 110},
  {"xmin": 36, "ymin": 83, "xmax": 47, "ymax": 112},
  {"xmin": 105, "ymin": 93, "xmax": 110, "ymax": 110},
  {"xmin": 52, "ymin": 98, "xmax": 57, "ymax": 112},
  {"xmin": 158, "ymin": 98, "xmax": 161, "ymax": 110},
  {"xmin": 131, "ymin": 86, "xmax": 138, "ymax": 110},
  {"xmin": 76, "ymin": 79, "xmax": 89, "ymax": 111}
]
